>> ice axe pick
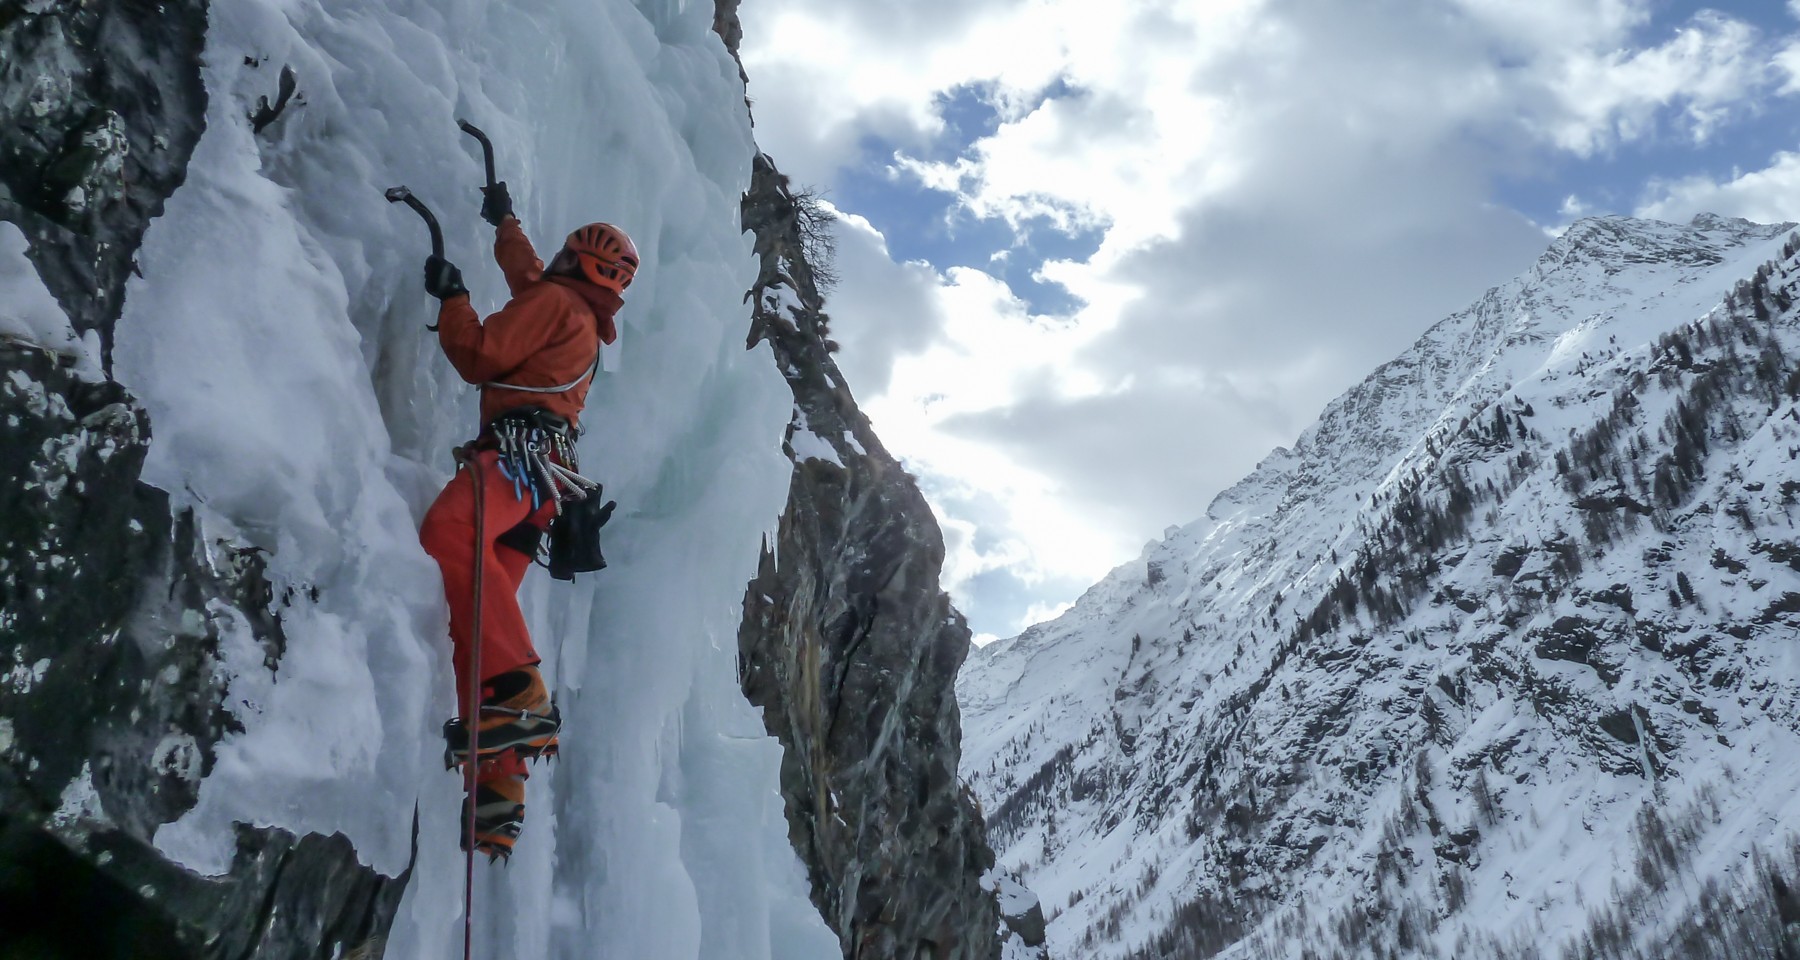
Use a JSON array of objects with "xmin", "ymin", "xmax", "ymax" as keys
[{"xmin": 384, "ymin": 185, "xmax": 446, "ymax": 330}]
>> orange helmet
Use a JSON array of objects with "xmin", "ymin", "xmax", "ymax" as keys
[{"xmin": 563, "ymin": 223, "xmax": 638, "ymax": 293}]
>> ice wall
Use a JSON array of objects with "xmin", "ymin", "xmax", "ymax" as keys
[{"xmin": 111, "ymin": 0, "xmax": 838, "ymax": 956}]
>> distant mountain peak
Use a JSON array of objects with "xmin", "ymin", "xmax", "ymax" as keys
[
  {"xmin": 961, "ymin": 214, "xmax": 1800, "ymax": 960},
  {"xmin": 1539, "ymin": 214, "xmax": 1794, "ymax": 279}
]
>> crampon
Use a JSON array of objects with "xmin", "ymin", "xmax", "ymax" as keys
[{"xmin": 443, "ymin": 703, "xmax": 560, "ymax": 769}]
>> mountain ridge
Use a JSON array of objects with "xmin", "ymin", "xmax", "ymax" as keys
[{"xmin": 960, "ymin": 213, "xmax": 1800, "ymax": 960}]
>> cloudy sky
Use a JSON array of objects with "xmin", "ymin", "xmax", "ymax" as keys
[{"xmin": 737, "ymin": 0, "xmax": 1800, "ymax": 641}]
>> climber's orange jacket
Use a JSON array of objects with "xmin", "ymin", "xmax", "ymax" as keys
[{"xmin": 436, "ymin": 217, "xmax": 622, "ymax": 429}]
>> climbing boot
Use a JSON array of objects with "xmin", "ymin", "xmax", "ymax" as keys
[
  {"xmin": 459, "ymin": 774, "xmax": 525, "ymax": 862},
  {"xmin": 444, "ymin": 666, "xmax": 562, "ymax": 768}
]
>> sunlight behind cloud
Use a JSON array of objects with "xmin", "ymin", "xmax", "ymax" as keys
[{"xmin": 742, "ymin": 0, "xmax": 1800, "ymax": 638}]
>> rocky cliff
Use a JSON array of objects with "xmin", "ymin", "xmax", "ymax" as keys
[
  {"xmin": 1, "ymin": 4, "xmax": 407, "ymax": 957},
  {"xmin": 2, "ymin": 343, "xmax": 408, "ymax": 960},
  {"xmin": 734, "ymin": 150, "xmax": 1023, "ymax": 960},
  {"xmin": 1, "ymin": 0, "xmax": 209, "ymax": 369},
  {"xmin": 711, "ymin": 5, "xmax": 1033, "ymax": 954}
]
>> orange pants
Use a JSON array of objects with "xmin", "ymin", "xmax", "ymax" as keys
[{"xmin": 420, "ymin": 448, "xmax": 556, "ymax": 726}]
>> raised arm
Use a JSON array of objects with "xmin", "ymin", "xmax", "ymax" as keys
[{"xmin": 495, "ymin": 216, "xmax": 544, "ymax": 297}]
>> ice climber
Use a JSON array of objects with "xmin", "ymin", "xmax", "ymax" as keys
[{"xmin": 417, "ymin": 180, "xmax": 636, "ymax": 861}]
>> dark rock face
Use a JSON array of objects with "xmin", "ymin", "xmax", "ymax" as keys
[
  {"xmin": 1, "ymin": 344, "xmax": 164, "ymax": 817},
  {"xmin": 737, "ymin": 152, "xmax": 1007, "ymax": 960},
  {"xmin": 2, "ymin": 8, "xmax": 409, "ymax": 954},
  {"xmin": 710, "ymin": 0, "xmax": 746, "ymax": 82},
  {"xmin": 0, "ymin": 0, "xmax": 210, "ymax": 370},
  {"xmin": 0, "ymin": 344, "xmax": 410, "ymax": 959}
]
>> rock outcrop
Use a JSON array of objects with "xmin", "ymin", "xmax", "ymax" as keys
[
  {"xmin": 0, "ymin": 6, "xmax": 407, "ymax": 955},
  {"xmin": 0, "ymin": 0, "xmax": 210, "ymax": 369},
  {"xmin": 736, "ymin": 152, "xmax": 1011, "ymax": 960},
  {"xmin": 1, "ymin": 343, "xmax": 411, "ymax": 958}
]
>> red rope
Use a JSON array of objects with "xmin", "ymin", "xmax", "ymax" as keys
[{"xmin": 463, "ymin": 455, "xmax": 486, "ymax": 960}]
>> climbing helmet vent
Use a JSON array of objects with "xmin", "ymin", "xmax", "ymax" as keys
[{"xmin": 564, "ymin": 222, "xmax": 638, "ymax": 293}]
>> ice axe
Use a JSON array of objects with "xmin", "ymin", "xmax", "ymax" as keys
[
  {"xmin": 458, "ymin": 120, "xmax": 497, "ymax": 191},
  {"xmin": 384, "ymin": 185, "xmax": 446, "ymax": 330},
  {"xmin": 459, "ymin": 120, "xmax": 513, "ymax": 227}
]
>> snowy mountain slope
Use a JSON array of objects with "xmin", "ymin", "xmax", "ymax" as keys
[
  {"xmin": 959, "ymin": 215, "xmax": 1800, "ymax": 960},
  {"xmin": 5, "ymin": 0, "xmax": 836, "ymax": 956}
]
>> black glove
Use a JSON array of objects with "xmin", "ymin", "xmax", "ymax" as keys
[
  {"xmin": 480, "ymin": 181, "xmax": 513, "ymax": 227},
  {"xmin": 423, "ymin": 255, "xmax": 468, "ymax": 300}
]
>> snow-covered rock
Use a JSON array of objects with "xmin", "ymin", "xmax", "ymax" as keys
[
  {"xmin": 960, "ymin": 215, "xmax": 1800, "ymax": 960},
  {"xmin": 738, "ymin": 149, "xmax": 1011, "ymax": 960}
]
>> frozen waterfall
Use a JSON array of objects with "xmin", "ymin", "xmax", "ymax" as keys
[{"xmin": 108, "ymin": 0, "xmax": 837, "ymax": 955}]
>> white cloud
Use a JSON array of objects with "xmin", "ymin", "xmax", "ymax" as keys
[
  {"xmin": 1779, "ymin": 41, "xmax": 1800, "ymax": 95},
  {"xmin": 742, "ymin": 0, "xmax": 1800, "ymax": 637},
  {"xmin": 1636, "ymin": 152, "xmax": 1800, "ymax": 224},
  {"xmin": 815, "ymin": 209, "xmax": 950, "ymax": 397},
  {"xmin": 741, "ymin": 0, "xmax": 1059, "ymax": 186},
  {"xmin": 868, "ymin": 3, "xmax": 1774, "ymax": 254},
  {"xmin": 825, "ymin": 233, "xmax": 1138, "ymax": 628},
  {"xmin": 892, "ymin": 1, "xmax": 1258, "ymax": 252},
  {"xmin": 1447, "ymin": 0, "xmax": 1645, "ymax": 51},
  {"xmin": 1537, "ymin": 12, "xmax": 1769, "ymax": 155}
]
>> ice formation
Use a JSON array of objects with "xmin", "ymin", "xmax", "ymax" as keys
[{"xmin": 104, "ymin": 0, "xmax": 838, "ymax": 955}]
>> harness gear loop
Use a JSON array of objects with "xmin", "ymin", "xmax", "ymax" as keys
[{"xmin": 486, "ymin": 408, "xmax": 600, "ymax": 517}]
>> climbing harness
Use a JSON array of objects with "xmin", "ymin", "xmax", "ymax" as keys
[
  {"xmin": 484, "ymin": 351, "xmax": 601, "ymax": 397},
  {"xmin": 482, "ymin": 408, "xmax": 613, "ymax": 581},
  {"xmin": 487, "ymin": 409, "xmax": 602, "ymax": 515}
]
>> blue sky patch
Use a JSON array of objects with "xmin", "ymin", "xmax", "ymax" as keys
[
  {"xmin": 1494, "ymin": 102, "xmax": 1800, "ymax": 225},
  {"xmin": 1483, "ymin": 0, "xmax": 1800, "ymax": 225},
  {"xmin": 829, "ymin": 81, "xmax": 1104, "ymax": 316}
]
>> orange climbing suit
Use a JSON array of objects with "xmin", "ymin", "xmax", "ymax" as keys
[{"xmin": 419, "ymin": 216, "xmax": 621, "ymax": 784}]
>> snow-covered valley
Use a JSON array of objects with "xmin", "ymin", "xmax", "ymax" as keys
[{"xmin": 961, "ymin": 214, "xmax": 1800, "ymax": 960}]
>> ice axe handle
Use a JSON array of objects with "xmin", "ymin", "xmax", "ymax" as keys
[
  {"xmin": 384, "ymin": 186, "xmax": 444, "ymax": 258},
  {"xmin": 384, "ymin": 186, "xmax": 445, "ymax": 330},
  {"xmin": 458, "ymin": 121, "xmax": 497, "ymax": 190}
]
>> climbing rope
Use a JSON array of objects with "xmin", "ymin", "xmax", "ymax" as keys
[{"xmin": 463, "ymin": 455, "xmax": 487, "ymax": 960}]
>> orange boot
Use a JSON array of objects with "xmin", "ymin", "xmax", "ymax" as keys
[{"xmin": 460, "ymin": 768, "xmax": 526, "ymax": 862}]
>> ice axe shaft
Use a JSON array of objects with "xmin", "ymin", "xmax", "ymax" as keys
[
  {"xmin": 458, "ymin": 120, "xmax": 497, "ymax": 190},
  {"xmin": 385, "ymin": 186, "xmax": 445, "ymax": 330},
  {"xmin": 384, "ymin": 186, "xmax": 444, "ymax": 258}
]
